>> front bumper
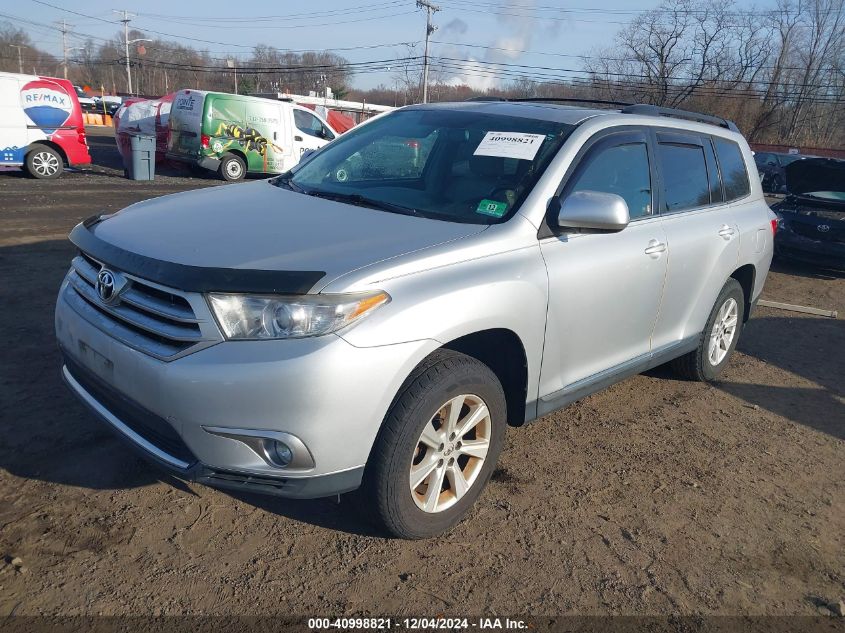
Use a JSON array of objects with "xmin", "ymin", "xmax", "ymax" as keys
[
  {"xmin": 56, "ymin": 280, "xmax": 436, "ymax": 499},
  {"xmin": 61, "ymin": 357, "xmax": 363, "ymax": 498}
]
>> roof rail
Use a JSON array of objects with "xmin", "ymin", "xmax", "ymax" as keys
[
  {"xmin": 465, "ymin": 96, "xmax": 633, "ymax": 107},
  {"xmin": 620, "ymin": 104, "xmax": 739, "ymax": 132}
]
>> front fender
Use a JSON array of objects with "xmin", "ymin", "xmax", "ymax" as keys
[{"xmin": 334, "ymin": 240, "xmax": 549, "ymax": 418}]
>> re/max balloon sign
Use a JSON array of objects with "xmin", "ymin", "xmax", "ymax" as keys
[{"xmin": 20, "ymin": 80, "xmax": 73, "ymax": 135}]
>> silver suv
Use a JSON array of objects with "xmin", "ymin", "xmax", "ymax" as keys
[{"xmin": 55, "ymin": 101, "xmax": 775, "ymax": 538}]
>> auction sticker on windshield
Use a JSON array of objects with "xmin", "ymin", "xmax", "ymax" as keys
[{"xmin": 474, "ymin": 131, "xmax": 546, "ymax": 161}]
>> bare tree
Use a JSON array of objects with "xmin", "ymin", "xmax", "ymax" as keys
[{"xmin": 585, "ymin": 0, "xmax": 844, "ymax": 147}]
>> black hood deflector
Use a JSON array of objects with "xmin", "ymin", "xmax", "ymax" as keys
[{"xmin": 69, "ymin": 215, "xmax": 326, "ymax": 294}]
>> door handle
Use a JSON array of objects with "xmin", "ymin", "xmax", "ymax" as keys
[
  {"xmin": 273, "ymin": 131, "xmax": 277, "ymax": 140},
  {"xmin": 644, "ymin": 239, "xmax": 667, "ymax": 257},
  {"xmin": 718, "ymin": 224, "xmax": 736, "ymax": 240},
  {"xmin": 294, "ymin": 135, "xmax": 303, "ymax": 142}
]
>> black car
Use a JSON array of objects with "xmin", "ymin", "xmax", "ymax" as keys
[
  {"xmin": 772, "ymin": 157, "xmax": 845, "ymax": 269},
  {"xmin": 754, "ymin": 151, "xmax": 806, "ymax": 193}
]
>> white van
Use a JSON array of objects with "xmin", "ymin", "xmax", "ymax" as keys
[
  {"xmin": 0, "ymin": 71, "xmax": 90, "ymax": 178},
  {"xmin": 166, "ymin": 90, "xmax": 337, "ymax": 180}
]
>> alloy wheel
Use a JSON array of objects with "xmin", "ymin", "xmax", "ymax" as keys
[
  {"xmin": 409, "ymin": 394, "xmax": 491, "ymax": 514},
  {"xmin": 32, "ymin": 151, "xmax": 60, "ymax": 177},
  {"xmin": 708, "ymin": 297, "xmax": 738, "ymax": 365}
]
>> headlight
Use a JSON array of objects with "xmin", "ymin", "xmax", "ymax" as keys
[{"xmin": 208, "ymin": 291, "xmax": 390, "ymax": 340}]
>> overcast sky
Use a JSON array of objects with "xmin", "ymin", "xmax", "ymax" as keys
[{"xmin": 11, "ymin": 0, "xmax": 756, "ymax": 91}]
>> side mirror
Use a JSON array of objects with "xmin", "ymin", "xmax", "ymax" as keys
[{"xmin": 557, "ymin": 190, "xmax": 630, "ymax": 232}]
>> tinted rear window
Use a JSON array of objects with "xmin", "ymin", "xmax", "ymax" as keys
[
  {"xmin": 714, "ymin": 138, "xmax": 751, "ymax": 201},
  {"xmin": 658, "ymin": 143, "xmax": 711, "ymax": 211}
]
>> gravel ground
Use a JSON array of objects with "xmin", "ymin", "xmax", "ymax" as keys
[{"xmin": 0, "ymin": 129, "xmax": 843, "ymax": 618}]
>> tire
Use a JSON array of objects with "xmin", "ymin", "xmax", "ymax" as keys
[
  {"xmin": 25, "ymin": 145, "xmax": 63, "ymax": 179},
  {"xmin": 671, "ymin": 279, "xmax": 745, "ymax": 382},
  {"xmin": 218, "ymin": 153, "xmax": 246, "ymax": 181},
  {"xmin": 362, "ymin": 349, "xmax": 507, "ymax": 539}
]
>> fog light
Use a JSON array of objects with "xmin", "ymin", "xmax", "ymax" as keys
[{"xmin": 269, "ymin": 441, "xmax": 293, "ymax": 467}]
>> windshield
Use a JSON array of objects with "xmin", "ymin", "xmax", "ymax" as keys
[
  {"xmin": 281, "ymin": 108, "xmax": 575, "ymax": 224},
  {"xmin": 779, "ymin": 154, "xmax": 803, "ymax": 166}
]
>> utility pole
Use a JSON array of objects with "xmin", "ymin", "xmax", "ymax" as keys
[
  {"xmin": 416, "ymin": 0, "xmax": 439, "ymax": 104},
  {"xmin": 57, "ymin": 19, "xmax": 72, "ymax": 79},
  {"xmin": 9, "ymin": 44, "xmax": 24, "ymax": 74},
  {"xmin": 114, "ymin": 10, "xmax": 136, "ymax": 94},
  {"xmin": 227, "ymin": 59, "xmax": 238, "ymax": 94}
]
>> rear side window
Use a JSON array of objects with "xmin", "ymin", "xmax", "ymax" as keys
[
  {"xmin": 568, "ymin": 143, "xmax": 653, "ymax": 219},
  {"xmin": 714, "ymin": 138, "xmax": 751, "ymax": 201},
  {"xmin": 657, "ymin": 143, "xmax": 711, "ymax": 212}
]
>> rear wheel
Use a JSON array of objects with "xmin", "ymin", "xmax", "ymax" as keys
[
  {"xmin": 218, "ymin": 153, "xmax": 245, "ymax": 181},
  {"xmin": 25, "ymin": 146, "xmax": 63, "ymax": 179},
  {"xmin": 362, "ymin": 350, "xmax": 506, "ymax": 539},
  {"xmin": 671, "ymin": 278, "xmax": 745, "ymax": 381}
]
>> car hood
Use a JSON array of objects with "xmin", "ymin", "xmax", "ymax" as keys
[
  {"xmin": 784, "ymin": 158, "xmax": 845, "ymax": 202},
  {"xmin": 82, "ymin": 180, "xmax": 487, "ymax": 292}
]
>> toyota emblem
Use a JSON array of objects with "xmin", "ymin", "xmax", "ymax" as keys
[
  {"xmin": 96, "ymin": 269, "xmax": 121, "ymax": 303},
  {"xmin": 817, "ymin": 224, "xmax": 830, "ymax": 233}
]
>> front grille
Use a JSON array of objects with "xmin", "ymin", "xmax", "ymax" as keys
[
  {"xmin": 64, "ymin": 252, "xmax": 221, "ymax": 360},
  {"xmin": 64, "ymin": 354, "xmax": 197, "ymax": 465}
]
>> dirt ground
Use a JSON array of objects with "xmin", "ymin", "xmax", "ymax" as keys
[{"xmin": 0, "ymin": 129, "xmax": 843, "ymax": 618}]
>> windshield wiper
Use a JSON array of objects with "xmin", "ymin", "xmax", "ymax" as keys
[
  {"xmin": 303, "ymin": 190, "xmax": 418, "ymax": 216},
  {"xmin": 272, "ymin": 173, "xmax": 304, "ymax": 193}
]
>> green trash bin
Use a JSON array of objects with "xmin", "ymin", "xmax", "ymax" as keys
[{"xmin": 127, "ymin": 134, "xmax": 155, "ymax": 181}]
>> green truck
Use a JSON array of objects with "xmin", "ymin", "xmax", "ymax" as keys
[{"xmin": 167, "ymin": 90, "xmax": 337, "ymax": 181}]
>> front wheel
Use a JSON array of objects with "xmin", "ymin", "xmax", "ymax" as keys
[
  {"xmin": 218, "ymin": 153, "xmax": 245, "ymax": 181},
  {"xmin": 671, "ymin": 278, "xmax": 745, "ymax": 381},
  {"xmin": 362, "ymin": 350, "xmax": 506, "ymax": 539},
  {"xmin": 25, "ymin": 146, "xmax": 63, "ymax": 179}
]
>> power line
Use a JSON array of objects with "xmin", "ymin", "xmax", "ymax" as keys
[
  {"xmin": 143, "ymin": 0, "xmax": 407, "ymax": 25},
  {"xmin": 29, "ymin": 0, "xmax": 418, "ymax": 48},
  {"xmin": 440, "ymin": 0, "xmax": 839, "ymax": 18},
  {"xmin": 1, "ymin": 11, "xmax": 115, "ymax": 45},
  {"xmin": 3, "ymin": 11, "xmax": 418, "ymax": 56},
  {"xmin": 140, "ymin": 1, "xmax": 411, "ymax": 24},
  {"xmin": 431, "ymin": 40, "xmax": 818, "ymax": 73},
  {"xmin": 437, "ymin": 0, "xmax": 839, "ymax": 27},
  {"xmin": 433, "ymin": 56, "xmax": 842, "ymax": 92},
  {"xmin": 431, "ymin": 60, "xmax": 844, "ymax": 105}
]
